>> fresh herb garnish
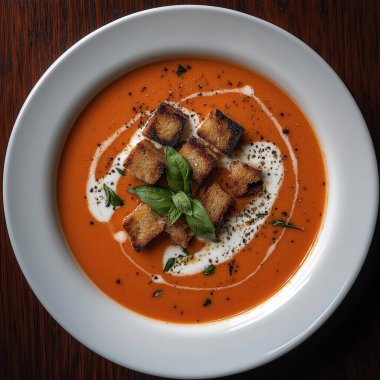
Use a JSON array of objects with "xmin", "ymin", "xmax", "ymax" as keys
[
  {"xmin": 181, "ymin": 247, "xmax": 191, "ymax": 256},
  {"xmin": 164, "ymin": 257, "xmax": 176, "ymax": 272},
  {"xmin": 186, "ymin": 199, "xmax": 216, "ymax": 241},
  {"xmin": 167, "ymin": 205, "xmax": 182, "ymax": 226},
  {"xmin": 152, "ymin": 289, "xmax": 163, "ymax": 298},
  {"xmin": 128, "ymin": 185, "xmax": 173, "ymax": 215},
  {"xmin": 116, "ymin": 168, "xmax": 126, "ymax": 176},
  {"xmin": 176, "ymin": 64, "xmax": 187, "ymax": 76},
  {"xmin": 129, "ymin": 147, "xmax": 216, "ymax": 242},
  {"xmin": 203, "ymin": 265, "xmax": 215, "ymax": 276},
  {"xmin": 203, "ymin": 298, "xmax": 212, "ymax": 307},
  {"xmin": 172, "ymin": 191, "xmax": 192, "ymax": 215},
  {"xmin": 271, "ymin": 219, "xmax": 304, "ymax": 231},
  {"xmin": 165, "ymin": 147, "xmax": 192, "ymax": 195},
  {"xmin": 103, "ymin": 184, "xmax": 124, "ymax": 207}
]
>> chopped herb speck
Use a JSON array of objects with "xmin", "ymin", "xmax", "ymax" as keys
[
  {"xmin": 152, "ymin": 290, "xmax": 163, "ymax": 298},
  {"xmin": 176, "ymin": 64, "xmax": 187, "ymax": 76},
  {"xmin": 203, "ymin": 265, "xmax": 215, "ymax": 276},
  {"xmin": 203, "ymin": 298, "xmax": 212, "ymax": 307}
]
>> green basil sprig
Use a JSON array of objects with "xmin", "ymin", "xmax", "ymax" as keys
[
  {"xmin": 128, "ymin": 185, "xmax": 173, "ymax": 215},
  {"xmin": 129, "ymin": 147, "xmax": 216, "ymax": 242}
]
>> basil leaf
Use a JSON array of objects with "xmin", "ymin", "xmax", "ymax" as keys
[
  {"xmin": 116, "ymin": 168, "xmax": 126, "ymax": 176},
  {"xmin": 103, "ymin": 184, "xmax": 124, "ymax": 207},
  {"xmin": 164, "ymin": 257, "xmax": 176, "ymax": 272},
  {"xmin": 271, "ymin": 219, "xmax": 304, "ymax": 231},
  {"xmin": 172, "ymin": 191, "xmax": 192, "ymax": 215},
  {"xmin": 128, "ymin": 185, "xmax": 173, "ymax": 215},
  {"xmin": 185, "ymin": 199, "xmax": 216, "ymax": 241},
  {"xmin": 165, "ymin": 147, "xmax": 192, "ymax": 195},
  {"xmin": 176, "ymin": 64, "xmax": 187, "ymax": 76},
  {"xmin": 167, "ymin": 206, "xmax": 182, "ymax": 227},
  {"xmin": 152, "ymin": 290, "xmax": 163, "ymax": 298},
  {"xmin": 203, "ymin": 265, "xmax": 215, "ymax": 276}
]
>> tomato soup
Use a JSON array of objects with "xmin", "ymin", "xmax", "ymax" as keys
[{"xmin": 58, "ymin": 58, "xmax": 327, "ymax": 323}]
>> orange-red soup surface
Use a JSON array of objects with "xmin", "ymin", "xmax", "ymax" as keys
[{"xmin": 58, "ymin": 58, "xmax": 327, "ymax": 323}]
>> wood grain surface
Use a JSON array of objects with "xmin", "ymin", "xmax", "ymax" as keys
[{"xmin": 1, "ymin": 1, "xmax": 379, "ymax": 379}]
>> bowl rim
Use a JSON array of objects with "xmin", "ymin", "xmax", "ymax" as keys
[{"xmin": 3, "ymin": 5, "xmax": 379, "ymax": 378}]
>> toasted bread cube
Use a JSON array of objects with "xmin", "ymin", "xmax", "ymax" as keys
[
  {"xmin": 197, "ymin": 109, "xmax": 244, "ymax": 154},
  {"xmin": 165, "ymin": 217, "xmax": 193, "ymax": 248},
  {"xmin": 122, "ymin": 204, "xmax": 166, "ymax": 251},
  {"xmin": 179, "ymin": 137, "xmax": 217, "ymax": 184},
  {"xmin": 229, "ymin": 161, "xmax": 263, "ymax": 197},
  {"xmin": 124, "ymin": 140, "xmax": 165, "ymax": 184},
  {"xmin": 199, "ymin": 182, "xmax": 233, "ymax": 225},
  {"xmin": 143, "ymin": 103, "xmax": 188, "ymax": 146}
]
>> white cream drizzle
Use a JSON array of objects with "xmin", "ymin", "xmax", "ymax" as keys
[
  {"xmin": 164, "ymin": 141, "xmax": 283, "ymax": 276},
  {"xmin": 85, "ymin": 85, "xmax": 299, "ymax": 290},
  {"xmin": 113, "ymin": 231, "xmax": 128, "ymax": 244}
]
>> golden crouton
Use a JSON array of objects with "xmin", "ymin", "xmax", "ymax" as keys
[
  {"xmin": 229, "ymin": 161, "xmax": 263, "ymax": 197},
  {"xmin": 124, "ymin": 140, "xmax": 165, "ymax": 184},
  {"xmin": 197, "ymin": 109, "xmax": 244, "ymax": 154},
  {"xmin": 143, "ymin": 103, "xmax": 188, "ymax": 146},
  {"xmin": 122, "ymin": 204, "xmax": 166, "ymax": 251},
  {"xmin": 179, "ymin": 137, "xmax": 217, "ymax": 184},
  {"xmin": 199, "ymin": 182, "xmax": 233, "ymax": 225},
  {"xmin": 165, "ymin": 217, "xmax": 193, "ymax": 248}
]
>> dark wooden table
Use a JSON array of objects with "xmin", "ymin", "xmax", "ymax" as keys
[{"xmin": 1, "ymin": 1, "xmax": 379, "ymax": 379}]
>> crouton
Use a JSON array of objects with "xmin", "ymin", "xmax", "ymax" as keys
[
  {"xmin": 165, "ymin": 217, "xmax": 193, "ymax": 248},
  {"xmin": 124, "ymin": 140, "xmax": 165, "ymax": 184},
  {"xmin": 199, "ymin": 182, "xmax": 233, "ymax": 224},
  {"xmin": 179, "ymin": 137, "xmax": 217, "ymax": 184},
  {"xmin": 197, "ymin": 109, "xmax": 244, "ymax": 154},
  {"xmin": 229, "ymin": 161, "xmax": 263, "ymax": 197},
  {"xmin": 143, "ymin": 103, "xmax": 188, "ymax": 146},
  {"xmin": 122, "ymin": 204, "xmax": 166, "ymax": 251}
]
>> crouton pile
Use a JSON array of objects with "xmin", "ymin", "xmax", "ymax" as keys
[{"xmin": 123, "ymin": 102, "xmax": 264, "ymax": 251}]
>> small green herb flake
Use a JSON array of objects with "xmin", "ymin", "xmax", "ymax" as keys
[
  {"xmin": 256, "ymin": 212, "xmax": 268, "ymax": 219},
  {"xmin": 164, "ymin": 257, "xmax": 176, "ymax": 272},
  {"xmin": 271, "ymin": 219, "xmax": 304, "ymax": 231},
  {"xmin": 103, "ymin": 184, "xmax": 124, "ymax": 207},
  {"xmin": 202, "ymin": 265, "xmax": 215, "ymax": 276},
  {"xmin": 203, "ymin": 298, "xmax": 212, "ymax": 307},
  {"xmin": 116, "ymin": 168, "xmax": 126, "ymax": 176},
  {"xmin": 176, "ymin": 64, "xmax": 188, "ymax": 76},
  {"xmin": 152, "ymin": 290, "xmax": 163, "ymax": 298}
]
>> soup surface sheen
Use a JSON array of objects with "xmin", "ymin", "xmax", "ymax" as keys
[{"xmin": 58, "ymin": 58, "xmax": 326, "ymax": 323}]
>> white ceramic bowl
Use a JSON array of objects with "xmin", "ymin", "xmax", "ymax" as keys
[{"xmin": 3, "ymin": 6, "xmax": 378, "ymax": 378}]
